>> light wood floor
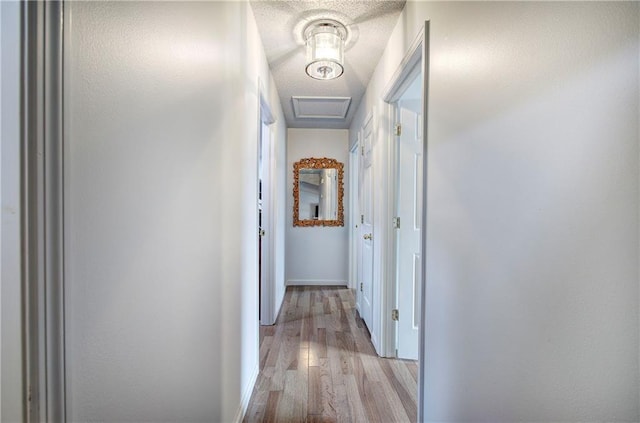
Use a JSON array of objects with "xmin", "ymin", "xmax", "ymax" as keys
[{"xmin": 244, "ymin": 286, "xmax": 418, "ymax": 423}]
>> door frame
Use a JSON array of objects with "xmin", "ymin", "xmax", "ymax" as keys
[
  {"xmin": 348, "ymin": 138, "xmax": 360, "ymax": 294},
  {"xmin": 21, "ymin": 1, "xmax": 67, "ymax": 421},
  {"xmin": 258, "ymin": 80, "xmax": 277, "ymax": 325},
  {"xmin": 358, "ymin": 110, "xmax": 376, "ymax": 342},
  {"xmin": 380, "ymin": 22, "xmax": 429, "ymax": 423},
  {"xmin": 381, "ymin": 26, "xmax": 424, "ymax": 357},
  {"xmin": 391, "ymin": 66, "xmax": 422, "ymax": 360}
]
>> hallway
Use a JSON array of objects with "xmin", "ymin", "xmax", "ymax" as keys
[
  {"xmin": 5, "ymin": 2, "xmax": 639, "ymax": 422},
  {"xmin": 244, "ymin": 287, "xmax": 417, "ymax": 423}
]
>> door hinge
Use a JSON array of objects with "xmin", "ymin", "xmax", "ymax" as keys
[
  {"xmin": 360, "ymin": 214, "xmax": 364, "ymax": 224},
  {"xmin": 360, "ymin": 144, "xmax": 364, "ymax": 155},
  {"xmin": 394, "ymin": 123, "xmax": 402, "ymax": 136},
  {"xmin": 392, "ymin": 309, "xmax": 399, "ymax": 321},
  {"xmin": 360, "ymin": 282, "xmax": 363, "ymax": 292},
  {"xmin": 393, "ymin": 216, "xmax": 400, "ymax": 229}
]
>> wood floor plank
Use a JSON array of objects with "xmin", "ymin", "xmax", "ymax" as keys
[
  {"xmin": 390, "ymin": 359, "xmax": 419, "ymax": 404},
  {"xmin": 317, "ymin": 327, "xmax": 327, "ymax": 359},
  {"xmin": 263, "ymin": 338, "xmax": 281, "ymax": 368},
  {"xmin": 306, "ymin": 415, "xmax": 337, "ymax": 423},
  {"xmin": 342, "ymin": 375, "xmax": 368, "ymax": 423},
  {"xmin": 379, "ymin": 358, "xmax": 417, "ymax": 422},
  {"xmin": 262, "ymin": 325, "xmax": 276, "ymax": 338},
  {"xmin": 315, "ymin": 302, "xmax": 327, "ymax": 329},
  {"xmin": 351, "ymin": 355, "xmax": 382, "ymax": 423},
  {"xmin": 281, "ymin": 333, "xmax": 300, "ymax": 371},
  {"xmin": 335, "ymin": 332, "xmax": 354, "ymax": 375},
  {"xmin": 405, "ymin": 360, "xmax": 419, "ymax": 383},
  {"xmin": 245, "ymin": 364, "xmax": 275, "ymax": 420},
  {"xmin": 278, "ymin": 369, "xmax": 306, "ymax": 422},
  {"xmin": 245, "ymin": 286, "xmax": 417, "ymax": 423},
  {"xmin": 331, "ymin": 375, "xmax": 351, "ymax": 423},
  {"xmin": 369, "ymin": 377, "xmax": 409, "ymax": 423},
  {"xmin": 319, "ymin": 358, "xmax": 337, "ymax": 419},
  {"xmin": 259, "ymin": 335, "xmax": 274, "ymax": 369},
  {"xmin": 325, "ymin": 329, "xmax": 342, "ymax": 381},
  {"xmin": 323, "ymin": 296, "xmax": 332, "ymax": 314},
  {"xmin": 308, "ymin": 360, "xmax": 337, "ymax": 419},
  {"xmin": 308, "ymin": 366, "xmax": 323, "ymax": 415},
  {"xmin": 325, "ymin": 331, "xmax": 351, "ymax": 422},
  {"xmin": 263, "ymin": 391, "xmax": 281, "ymax": 423}
]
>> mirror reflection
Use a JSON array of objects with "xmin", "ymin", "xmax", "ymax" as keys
[
  {"xmin": 299, "ymin": 168, "xmax": 338, "ymax": 220},
  {"xmin": 293, "ymin": 157, "xmax": 344, "ymax": 227}
]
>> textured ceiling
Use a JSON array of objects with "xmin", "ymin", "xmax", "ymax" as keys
[{"xmin": 250, "ymin": 1, "xmax": 406, "ymax": 129}]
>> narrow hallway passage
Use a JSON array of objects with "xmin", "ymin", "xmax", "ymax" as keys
[{"xmin": 244, "ymin": 287, "xmax": 417, "ymax": 423}]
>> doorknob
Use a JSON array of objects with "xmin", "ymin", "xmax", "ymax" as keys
[
  {"xmin": 259, "ymin": 229, "xmax": 266, "ymax": 237},
  {"xmin": 363, "ymin": 233, "xmax": 372, "ymax": 240}
]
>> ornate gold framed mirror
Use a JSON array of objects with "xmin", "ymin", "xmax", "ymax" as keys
[{"xmin": 293, "ymin": 157, "xmax": 344, "ymax": 227}]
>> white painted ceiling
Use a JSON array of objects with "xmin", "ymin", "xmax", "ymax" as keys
[{"xmin": 250, "ymin": 1, "xmax": 406, "ymax": 129}]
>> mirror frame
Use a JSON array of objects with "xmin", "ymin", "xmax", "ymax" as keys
[{"xmin": 293, "ymin": 157, "xmax": 344, "ymax": 227}]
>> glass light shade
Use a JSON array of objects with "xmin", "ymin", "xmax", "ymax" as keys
[{"xmin": 305, "ymin": 25, "xmax": 344, "ymax": 80}]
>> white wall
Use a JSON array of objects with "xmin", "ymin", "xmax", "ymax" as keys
[
  {"xmin": 352, "ymin": 1, "xmax": 640, "ymax": 421},
  {"xmin": 286, "ymin": 129, "xmax": 349, "ymax": 286},
  {"xmin": 64, "ymin": 2, "xmax": 284, "ymax": 422},
  {"xmin": 1, "ymin": 2, "xmax": 24, "ymax": 422}
]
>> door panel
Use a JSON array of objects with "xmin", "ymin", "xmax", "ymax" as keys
[
  {"xmin": 259, "ymin": 121, "xmax": 271, "ymax": 324},
  {"xmin": 359, "ymin": 115, "xmax": 374, "ymax": 331},
  {"xmin": 397, "ymin": 95, "xmax": 422, "ymax": 360},
  {"xmin": 350, "ymin": 145, "xmax": 361, "ymax": 311}
]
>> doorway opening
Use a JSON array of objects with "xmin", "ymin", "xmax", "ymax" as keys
[
  {"xmin": 381, "ymin": 23, "xmax": 428, "ymax": 422},
  {"xmin": 258, "ymin": 85, "xmax": 276, "ymax": 325},
  {"xmin": 392, "ymin": 67, "xmax": 423, "ymax": 361}
]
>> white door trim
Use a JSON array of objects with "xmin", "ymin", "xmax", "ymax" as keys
[
  {"xmin": 381, "ymin": 22, "xmax": 429, "ymax": 423},
  {"xmin": 381, "ymin": 26, "xmax": 424, "ymax": 104},
  {"xmin": 348, "ymin": 140, "xmax": 360, "ymax": 292},
  {"xmin": 379, "ymin": 26, "xmax": 424, "ymax": 359},
  {"xmin": 258, "ymin": 79, "xmax": 278, "ymax": 326},
  {"xmin": 23, "ymin": 2, "xmax": 67, "ymax": 420},
  {"xmin": 371, "ymin": 27, "xmax": 425, "ymax": 360}
]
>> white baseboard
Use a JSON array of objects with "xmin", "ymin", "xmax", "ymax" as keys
[
  {"xmin": 286, "ymin": 279, "xmax": 348, "ymax": 286},
  {"xmin": 233, "ymin": 363, "xmax": 259, "ymax": 423}
]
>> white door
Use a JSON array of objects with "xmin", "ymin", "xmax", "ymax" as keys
[
  {"xmin": 396, "ymin": 75, "xmax": 423, "ymax": 359},
  {"xmin": 258, "ymin": 122, "xmax": 269, "ymax": 324},
  {"xmin": 259, "ymin": 120, "xmax": 272, "ymax": 325},
  {"xmin": 359, "ymin": 115, "xmax": 374, "ymax": 331},
  {"xmin": 349, "ymin": 143, "xmax": 361, "ymax": 305}
]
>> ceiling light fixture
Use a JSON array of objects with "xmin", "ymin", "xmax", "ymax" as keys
[{"xmin": 304, "ymin": 20, "xmax": 347, "ymax": 81}]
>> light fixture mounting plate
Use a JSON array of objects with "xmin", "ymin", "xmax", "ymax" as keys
[{"xmin": 303, "ymin": 19, "xmax": 347, "ymax": 41}]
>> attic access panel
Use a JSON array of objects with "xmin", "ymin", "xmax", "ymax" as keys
[{"xmin": 292, "ymin": 96, "xmax": 352, "ymax": 120}]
